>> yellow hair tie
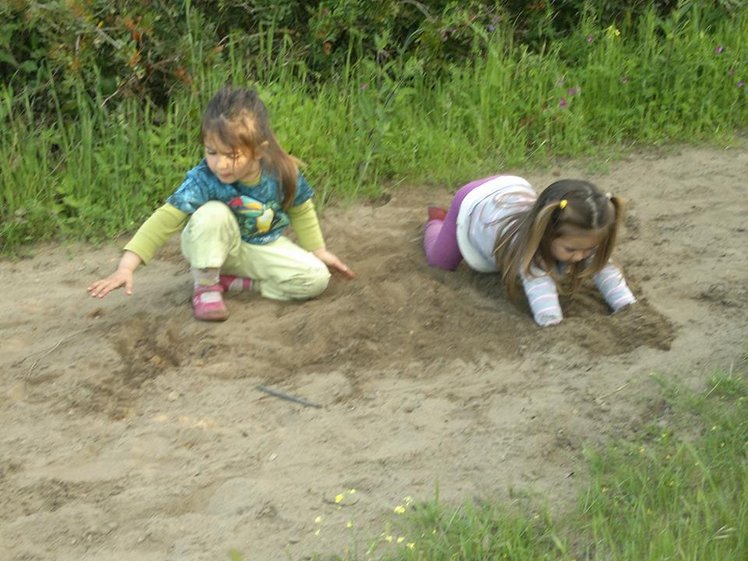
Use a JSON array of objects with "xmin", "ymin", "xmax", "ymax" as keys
[{"xmin": 559, "ymin": 199, "xmax": 568, "ymax": 209}]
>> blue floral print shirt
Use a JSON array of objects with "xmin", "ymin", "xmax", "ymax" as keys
[{"xmin": 167, "ymin": 160, "xmax": 315, "ymax": 245}]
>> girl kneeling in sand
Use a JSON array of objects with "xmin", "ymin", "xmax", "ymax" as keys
[
  {"xmin": 423, "ymin": 176, "xmax": 636, "ymax": 326},
  {"xmin": 88, "ymin": 86, "xmax": 354, "ymax": 321}
]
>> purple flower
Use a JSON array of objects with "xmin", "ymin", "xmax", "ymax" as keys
[
  {"xmin": 715, "ymin": 45, "xmax": 724, "ymax": 54},
  {"xmin": 738, "ymin": 80, "xmax": 745, "ymax": 88},
  {"xmin": 567, "ymin": 87, "xmax": 580, "ymax": 96},
  {"xmin": 586, "ymin": 34, "xmax": 594, "ymax": 44},
  {"xmin": 559, "ymin": 97, "xmax": 568, "ymax": 109},
  {"xmin": 488, "ymin": 24, "xmax": 495, "ymax": 32}
]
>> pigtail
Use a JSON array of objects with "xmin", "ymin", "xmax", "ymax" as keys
[
  {"xmin": 493, "ymin": 212, "xmax": 527, "ymax": 300},
  {"xmin": 494, "ymin": 202, "xmax": 558, "ymax": 300},
  {"xmin": 586, "ymin": 195, "xmax": 624, "ymax": 273},
  {"xmin": 262, "ymin": 134, "xmax": 301, "ymax": 210},
  {"xmin": 521, "ymin": 203, "xmax": 561, "ymax": 276}
]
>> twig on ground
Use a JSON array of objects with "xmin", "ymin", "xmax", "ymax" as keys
[
  {"xmin": 256, "ymin": 385, "xmax": 322, "ymax": 409},
  {"xmin": 14, "ymin": 328, "xmax": 92, "ymax": 378},
  {"xmin": 597, "ymin": 382, "xmax": 630, "ymax": 401}
]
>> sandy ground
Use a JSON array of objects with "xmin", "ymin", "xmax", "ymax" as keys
[{"xmin": 1, "ymin": 143, "xmax": 747, "ymax": 561}]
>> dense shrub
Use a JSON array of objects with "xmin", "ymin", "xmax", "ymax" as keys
[
  {"xmin": 1, "ymin": 1, "xmax": 745, "ymax": 252},
  {"xmin": 1, "ymin": 0, "xmax": 740, "ymax": 119},
  {"xmin": 0, "ymin": 1, "xmax": 220, "ymax": 113}
]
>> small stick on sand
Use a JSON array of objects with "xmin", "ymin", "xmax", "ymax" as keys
[
  {"xmin": 256, "ymin": 385, "xmax": 322, "ymax": 408},
  {"xmin": 597, "ymin": 382, "xmax": 630, "ymax": 401},
  {"xmin": 15, "ymin": 328, "xmax": 92, "ymax": 378}
]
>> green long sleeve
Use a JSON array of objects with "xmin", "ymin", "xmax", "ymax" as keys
[
  {"xmin": 124, "ymin": 203, "xmax": 188, "ymax": 264},
  {"xmin": 288, "ymin": 199, "xmax": 325, "ymax": 251},
  {"xmin": 124, "ymin": 199, "xmax": 324, "ymax": 262}
]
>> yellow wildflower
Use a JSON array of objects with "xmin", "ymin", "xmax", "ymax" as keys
[{"xmin": 605, "ymin": 24, "xmax": 620, "ymax": 39}]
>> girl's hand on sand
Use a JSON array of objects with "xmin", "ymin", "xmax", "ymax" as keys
[
  {"xmin": 87, "ymin": 269, "xmax": 134, "ymax": 298},
  {"xmin": 88, "ymin": 250, "xmax": 141, "ymax": 298},
  {"xmin": 313, "ymin": 248, "xmax": 356, "ymax": 279}
]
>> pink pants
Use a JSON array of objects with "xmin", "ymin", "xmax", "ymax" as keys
[{"xmin": 423, "ymin": 176, "xmax": 498, "ymax": 270}]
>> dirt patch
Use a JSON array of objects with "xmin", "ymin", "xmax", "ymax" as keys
[{"xmin": 1, "ymin": 143, "xmax": 747, "ymax": 560}]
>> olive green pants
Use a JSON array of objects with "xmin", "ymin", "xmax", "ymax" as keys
[{"xmin": 181, "ymin": 201, "xmax": 330, "ymax": 301}]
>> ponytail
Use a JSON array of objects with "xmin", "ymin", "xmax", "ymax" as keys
[{"xmin": 262, "ymin": 135, "xmax": 301, "ymax": 210}]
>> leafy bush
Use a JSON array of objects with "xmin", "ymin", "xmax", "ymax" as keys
[
  {"xmin": 1, "ymin": 1, "xmax": 745, "ymax": 253},
  {"xmin": 2, "ymin": 0, "xmax": 740, "ymax": 120},
  {"xmin": 0, "ymin": 0, "xmax": 217, "ymax": 116}
]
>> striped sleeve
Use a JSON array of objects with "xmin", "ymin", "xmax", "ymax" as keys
[
  {"xmin": 521, "ymin": 267, "xmax": 563, "ymax": 326},
  {"xmin": 593, "ymin": 263, "xmax": 636, "ymax": 311}
]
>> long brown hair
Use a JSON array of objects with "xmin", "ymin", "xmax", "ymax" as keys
[
  {"xmin": 200, "ymin": 86, "xmax": 301, "ymax": 209},
  {"xmin": 493, "ymin": 179, "xmax": 624, "ymax": 298}
]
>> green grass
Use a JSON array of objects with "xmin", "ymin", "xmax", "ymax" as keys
[
  {"xmin": 1, "ymin": 4, "xmax": 746, "ymax": 253},
  {"xmin": 294, "ymin": 368, "xmax": 746, "ymax": 561},
  {"xmin": 577, "ymin": 372, "xmax": 748, "ymax": 561}
]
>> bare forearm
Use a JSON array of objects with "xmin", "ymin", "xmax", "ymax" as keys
[{"xmin": 118, "ymin": 250, "xmax": 143, "ymax": 273}]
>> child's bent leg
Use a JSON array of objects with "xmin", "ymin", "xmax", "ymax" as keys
[
  {"xmin": 181, "ymin": 201, "xmax": 242, "ymax": 268},
  {"xmin": 181, "ymin": 202, "xmax": 241, "ymax": 321},
  {"xmin": 221, "ymin": 237, "xmax": 331, "ymax": 301},
  {"xmin": 424, "ymin": 177, "xmax": 496, "ymax": 271}
]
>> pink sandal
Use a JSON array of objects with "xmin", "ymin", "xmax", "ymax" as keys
[
  {"xmin": 427, "ymin": 205, "xmax": 447, "ymax": 222},
  {"xmin": 219, "ymin": 275, "xmax": 254, "ymax": 293},
  {"xmin": 192, "ymin": 284, "xmax": 229, "ymax": 321}
]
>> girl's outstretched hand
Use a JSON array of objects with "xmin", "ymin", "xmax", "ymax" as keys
[
  {"xmin": 87, "ymin": 269, "xmax": 135, "ymax": 298},
  {"xmin": 87, "ymin": 251, "xmax": 142, "ymax": 298},
  {"xmin": 313, "ymin": 248, "xmax": 356, "ymax": 279}
]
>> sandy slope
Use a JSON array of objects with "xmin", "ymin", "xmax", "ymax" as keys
[{"xmin": 1, "ymin": 143, "xmax": 747, "ymax": 560}]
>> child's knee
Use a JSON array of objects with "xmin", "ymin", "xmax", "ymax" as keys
[
  {"xmin": 181, "ymin": 202, "xmax": 240, "ymax": 267},
  {"xmin": 183, "ymin": 201, "xmax": 236, "ymax": 243},
  {"xmin": 271, "ymin": 264, "xmax": 330, "ymax": 300},
  {"xmin": 296, "ymin": 265, "xmax": 331, "ymax": 299},
  {"xmin": 189, "ymin": 201, "xmax": 233, "ymax": 228}
]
